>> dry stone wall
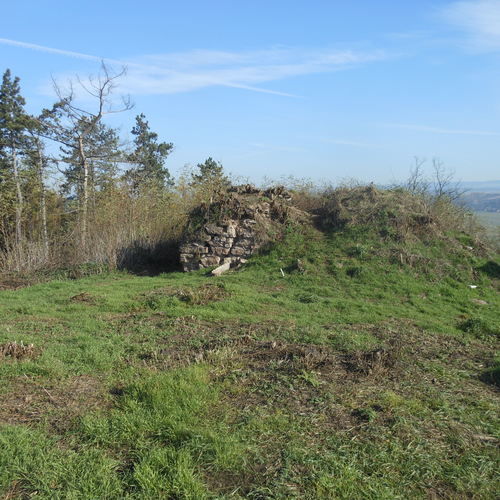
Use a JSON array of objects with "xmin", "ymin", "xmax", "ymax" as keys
[{"xmin": 179, "ymin": 186, "xmax": 292, "ymax": 272}]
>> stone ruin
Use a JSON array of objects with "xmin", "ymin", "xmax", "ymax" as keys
[{"xmin": 179, "ymin": 185, "xmax": 294, "ymax": 272}]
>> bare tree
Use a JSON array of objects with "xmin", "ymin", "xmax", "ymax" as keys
[
  {"xmin": 41, "ymin": 62, "xmax": 133, "ymax": 248},
  {"xmin": 406, "ymin": 157, "xmax": 429, "ymax": 195},
  {"xmin": 432, "ymin": 158, "xmax": 464, "ymax": 201}
]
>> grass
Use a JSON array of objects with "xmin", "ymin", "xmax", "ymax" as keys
[{"xmin": 0, "ymin": 222, "xmax": 499, "ymax": 498}]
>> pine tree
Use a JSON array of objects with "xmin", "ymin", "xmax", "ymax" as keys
[
  {"xmin": 191, "ymin": 157, "xmax": 229, "ymax": 186},
  {"xmin": 126, "ymin": 113, "xmax": 173, "ymax": 191},
  {"xmin": 60, "ymin": 119, "xmax": 121, "ymax": 198},
  {"xmin": 0, "ymin": 69, "xmax": 31, "ymax": 246}
]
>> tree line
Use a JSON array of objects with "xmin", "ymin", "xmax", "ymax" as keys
[{"xmin": 0, "ymin": 64, "xmax": 228, "ymax": 273}]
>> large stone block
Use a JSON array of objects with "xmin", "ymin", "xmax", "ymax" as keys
[
  {"xmin": 180, "ymin": 243, "xmax": 208, "ymax": 254},
  {"xmin": 204, "ymin": 224, "xmax": 224, "ymax": 235},
  {"xmin": 211, "ymin": 236, "xmax": 232, "ymax": 246},
  {"xmin": 200, "ymin": 255, "xmax": 220, "ymax": 267},
  {"xmin": 226, "ymin": 224, "xmax": 237, "ymax": 238},
  {"xmin": 230, "ymin": 246, "xmax": 249, "ymax": 256},
  {"xmin": 210, "ymin": 246, "xmax": 230, "ymax": 255}
]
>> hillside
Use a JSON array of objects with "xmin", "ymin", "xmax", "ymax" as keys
[
  {"xmin": 460, "ymin": 192, "xmax": 500, "ymax": 213},
  {"xmin": 0, "ymin": 188, "xmax": 499, "ymax": 499}
]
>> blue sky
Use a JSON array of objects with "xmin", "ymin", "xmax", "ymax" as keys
[{"xmin": 1, "ymin": 0, "xmax": 499, "ymax": 184}]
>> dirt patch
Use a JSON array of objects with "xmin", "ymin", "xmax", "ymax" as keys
[
  {"xmin": 69, "ymin": 292, "xmax": 96, "ymax": 304},
  {"xmin": 0, "ymin": 275, "xmax": 34, "ymax": 291},
  {"xmin": 235, "ymin": 340, "xmax": 337, "ymax": 374},
  {"xmin": 0, "ymin": 374, "xmax": 109, "ymax": 432},
  {"xmin": 342, "ymin": 343, "xmax": 403, "ymax": 378}
]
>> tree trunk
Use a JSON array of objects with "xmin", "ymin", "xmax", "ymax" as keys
[
  {"xmin": 11, "ymin": 146, "xmax": 23, "ymax": 246},
  {"xmin": 78, "ymin": 137, "xmax": 89, "ymax": 249},
  {"xmin": 35, "ymin": 140, "xmax": 49, "ymax": 260}
]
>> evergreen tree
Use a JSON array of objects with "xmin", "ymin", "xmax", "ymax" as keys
[
  {"xmin": 60, "ymin": 119, "xmax": 121, "ymax": 198},
  {"xmin": 190, "ymin": 157, "xmax": 229, "ymax": 186},
  {"xmin": 0, "ymin": 69, "xmax": 32, "ymax": 246},
  {"xmin": 126, "ymin": 113, "xmax": 173, "ymax": 191}
]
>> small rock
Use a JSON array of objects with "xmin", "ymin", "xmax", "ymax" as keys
[
  {"xmin": 230, "ymin": 247, "xmax": 247, "ymax": 256},
  {"xmin": 226, "ymin": 224, "xmax": 237, "ymax": 238},
  {"xmin": 211, "ymin": 262, "xmax": 231, "ymax": 276},
  {"xmin": 471, "ymin": 299, "xmax": 488, "ymax": 305}
]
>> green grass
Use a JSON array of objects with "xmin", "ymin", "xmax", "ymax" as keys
[{"xmin": 0, "ymin": 224, "xmax": 499, "ymax": 498}]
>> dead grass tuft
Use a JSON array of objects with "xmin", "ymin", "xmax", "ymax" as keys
[
  {"xmin": 309, "ymin": 184, "xmax": 488, "ymax": 249},
  {"xmin": 69, "ymin": 292, "xmax": 96, "ymax": 304},
  {"xmin": 342, "ymin": 341, "xmax": 403, "ymax": 378},
  {"xmin": 0, "ymin": 341, "xmax": 38, "ymax": 360},
  {"xmin": 175, "ymin": 283, "xmax": 229, "ymax": 305}
]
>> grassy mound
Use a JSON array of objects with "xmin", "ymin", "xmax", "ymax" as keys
[{"xmin": 0, "ymin": 186, "xmax": 498, "ymax": 498}]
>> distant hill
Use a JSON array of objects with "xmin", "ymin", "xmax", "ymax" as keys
[
  {"xmin": 460, "ymin": 180, "xmax": 500, "ymax": 193},
  {"xmin": 455, "ymin": 181, "xmax": 500, "ymax": 213},
  {"xmin": 460, "ymin": 192, "xmax": 500, "ymax": 213}
]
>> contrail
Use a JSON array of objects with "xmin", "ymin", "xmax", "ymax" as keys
[
  {"xmin": 0, "ymin": 37, "xmax": 297, "ymax": 97},
  {"xmin": 0, "ymin": 37, "xmax": 116, "ymax": 63}
]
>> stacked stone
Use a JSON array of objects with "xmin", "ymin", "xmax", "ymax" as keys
[
  {"xmin": 179, "ymin": 218, "xmax": 259, "ymax": 272},
  {"xmin": 179, "ymin": 185, "xmax": 293, "ymax": 272}
]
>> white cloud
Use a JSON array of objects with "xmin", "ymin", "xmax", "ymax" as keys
[
  {"xmin": 108, "ymin": 47, "xmax": 386, "ymax": 97},
  {"xmin": 442, "ymin": 0, "xmax": 500, "ymax": 50},
  {"xmin": 381, "ymin": 122, "xmax": 500, "ymax": 136},
  {"xmin": 0, "ymin": 38, "xmax": 386, "ymax": 97}
]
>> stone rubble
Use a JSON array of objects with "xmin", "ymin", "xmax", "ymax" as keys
[
  {"xmin": 179, "ymin": 218, "xmax": 258, "ymax": 271},
  {"xmin": 179, "ymin": 185, "xmax": 293, "ymax": 272}
]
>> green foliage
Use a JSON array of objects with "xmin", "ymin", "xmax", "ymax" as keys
[
  {"xmin": 0, "ymin": 69, "xmax": 31, "ymax": 153},
  {"xmin": 126, "ymin": 113, "xmax": 174, "ymax": 191},
  {"xmin": 60, "ymin": 119, "xmax": 122, "ymax": 196},
  {"xmin": 190, "ymin": 156, "xmax": 229, "ymax": 186},
  {"xmin": 0, "ymin": 69, "xmax": 32, "ymax": 244},
  {"xmin": 458, "ymin": 317, "xmax": 499, "ymax": 340}
]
